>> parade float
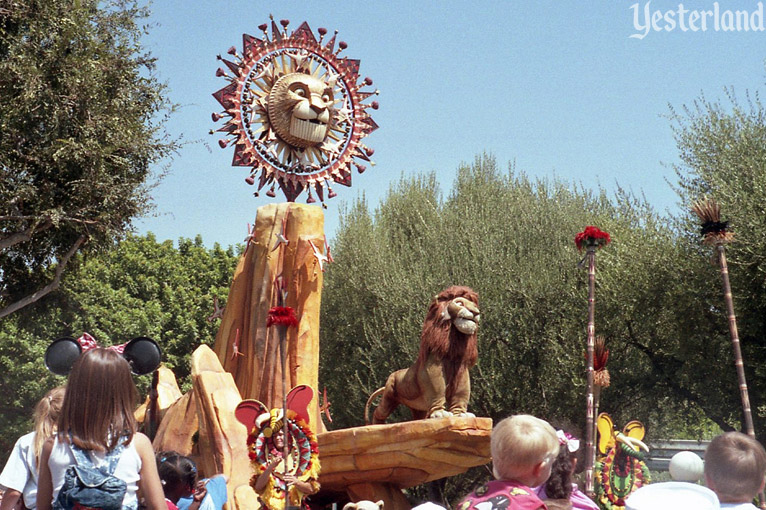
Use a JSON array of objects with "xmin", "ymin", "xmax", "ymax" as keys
[{"xmin": 135, "ymin": 19, "xmax": 492, "ymax": 510}]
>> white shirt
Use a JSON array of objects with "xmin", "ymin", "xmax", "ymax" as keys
[
  {"xmin": 47, "ymin": 436, "xmax": 142, "ymax": 509},
  {"xmin": 0, "ymin": 432, "xmax": 39, "ymax": 509}
]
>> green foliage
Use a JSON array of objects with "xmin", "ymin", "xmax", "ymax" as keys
[
  {"xmin": 668, "ymin": 86, "xmax": 766, "ymax": 434},
  {"xmin": 320, "ymin": 155, "xmax": 727, "ymax": 504},
  {"xmin": 58, "ymin": 234, "xmax": 239, "ymax": 386},
  {"xmin": 0, "ymin": 234, "xmax": 238, "ymax": 458},
  {"xmin": 0, "ymin": 0, "xmax": 177, "ymax": 315}
]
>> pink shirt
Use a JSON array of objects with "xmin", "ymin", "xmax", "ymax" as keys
[{"xmin": 458, "ymin": 480, "xmax": 547, "ymax": 510}]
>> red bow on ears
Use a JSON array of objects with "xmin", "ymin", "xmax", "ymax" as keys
[{"xmin": 235, "ymin": 385, "xmax": 314, "ymax": 433}]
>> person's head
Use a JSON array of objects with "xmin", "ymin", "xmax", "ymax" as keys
[
  {"xmin": 491, "ymin": 414, "xmax": 559, "ymax": 487},
  {"xmin": 33, "ymin": 386, "xmax": 66, "ymax": 463},
  {"xmin": 704, "ymin": 431, "xmax": 766, "ymax": 503},
  {"xmin": 543, "ymin": 430, "xmax": 581, "ymax": 499},
  {"xmin": 58, "ymin": 347, "xmax": 137, "ymax": 451},
  {"xmin": 156, "ymin": 451, "xmax": 198, "ymax": 503},
  {"xmin": 273, "ymin": 430, "xmax": 285, "ymax": 451}
]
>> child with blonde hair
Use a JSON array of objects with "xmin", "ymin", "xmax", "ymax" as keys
[
  {"xmin": 458, "ymin": 415, "xmax": 560, "ymax": 510},
  {"xmin": 36, "ymin": 348, "xmax": 166, "ymax": 510},
  {"xmin": 704, "ymin": 431, "xmax": 766, "ymax": 509},
  {"xmin": 0, "ymin": 387, "xmax": 66, "ymax": 510}
]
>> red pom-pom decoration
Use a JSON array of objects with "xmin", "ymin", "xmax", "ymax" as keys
[
  {"xmin": 574, "ymin": 226, "xmax": 611, "ymax": 251},
  {"xmin": 267, "ymin": 306, "xmax": 299, "ymax": 328}
]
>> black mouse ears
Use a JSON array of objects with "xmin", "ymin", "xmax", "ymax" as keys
[{"xmin": 45, "ymin": 333, "xmax": 161, "ymax": 376}]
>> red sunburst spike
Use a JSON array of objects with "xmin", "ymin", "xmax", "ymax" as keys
[
  {"xmin": 215, "ymin": 68, "xmax": 226, "ymax": 77},
  {"xmin": 212, "ymin": 112, "xmax": 223, "ymax": 122},
  {"xmin": 245, "ymin": 175, "xmax": 255, "ymax": 185},
  {"xmin": 364, "ymin": 77, "xmax": 373, "ymax": 86},
  {"xmin": 218, "ymin": 139, "xmax": 229, "ymax": 148}
]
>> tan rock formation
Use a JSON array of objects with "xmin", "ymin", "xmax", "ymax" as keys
[
  {"xmin": 318, "ymin": 417, "xmax": 492, "ymax": 510},
  {"xmin": 212, "ymin": 203, "xmax": 326, "ymax": 429}
]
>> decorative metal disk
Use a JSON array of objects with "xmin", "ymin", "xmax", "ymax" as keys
[{"xmin": 212, "ymin": 18, "xmax": 379, "ymax": 205}]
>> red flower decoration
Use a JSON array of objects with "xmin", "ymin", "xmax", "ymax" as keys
[
  {"xmin": 575, "ymin": 226, "xmax": 611, "ymax": 251},
  {"xmin": 267, "ymin": 306, "xmax": 299, "ymax": 328}
]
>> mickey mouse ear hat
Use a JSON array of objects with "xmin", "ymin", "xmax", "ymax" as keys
[
  {"xmin": 45, "ymin": 337, "xmax": 82, "ymax": 376},
  {"xmin": 121, "ymin": 336, "xmax": 161, "ymax": 375},
  {"xmin": 44, "ymin": 333, "xmax": 161, "ymax": 376}
]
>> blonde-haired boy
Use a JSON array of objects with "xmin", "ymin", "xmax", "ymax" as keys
[
  {"xmin": 704, "ymin": 431, "xmax": 766, "ymax": 509},
  {"xmin": 458, "ymin": 415, "xmax": 560, "ymax": 510}
]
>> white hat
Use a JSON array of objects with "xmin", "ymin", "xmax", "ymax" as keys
[
  {"xmin": 411, "ymin": 504, "xmax": 446, "ymax": 510},
  {"xmin": 625, "ymin": 482, "xmax": 719, "ymax": 510},
  {"xmin": 669, "ymin": 451, "xmax": 705, "ymax": 482}
]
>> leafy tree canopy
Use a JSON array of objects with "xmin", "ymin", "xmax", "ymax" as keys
[
  {"xmin": 0, "ymin": 0, "xmax": 177, "ymax": 318},
  {"xmin": 0, "ymin": 233, "xmax": 238, "ymax": 457},
  {"xmin": 318, "ymin": 154, "xmax": 741, "ymax": 503}
]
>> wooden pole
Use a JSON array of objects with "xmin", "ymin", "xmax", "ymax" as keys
[
  {"xmin": 716, "ymin": 244, "xmax": 764, "ymax": 509},
  {"xmin": 585, "ymin": 245, "xmax": 596, "ymax": 498},
  {"xmin": 716, "ymin": 245, "xmax": 756, "ymax": 436}
]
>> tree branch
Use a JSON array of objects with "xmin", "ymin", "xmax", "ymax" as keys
[
  {"xmin": 0, "ymin": 220, "xmax": 52, "ymax": 251},
  {"xmin": 0, "ymin": 215, "xmax": 98, "ymax": 225},
  {"xmin": 0, "ymin": 235, "xmax": 87, "ymax": 319},
  {"xmin": 624, "ymin": 320, "xmax": 736, "ymax": 432}
]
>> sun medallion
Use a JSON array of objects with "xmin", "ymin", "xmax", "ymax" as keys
[{"xmin": 212, "ymin": 18, "xmax": 379, "ymax": 206}]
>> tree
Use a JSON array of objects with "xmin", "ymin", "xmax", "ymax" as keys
[
  {"xmin": 320, "ymin": 155, "xmax": 730, "ymax": 504},
  {"xmin": 0, "ymin": 234, "xmax": 239, "ymax": 458},
  {"xmin": 0, "ymin": 0, "xmax": 177, "ymax": 318},
  {"xmin": 665, "ymin": 86, "xmax": 766, "ymax": 436}
]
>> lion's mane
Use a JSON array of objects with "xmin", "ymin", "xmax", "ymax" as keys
[{"xmin": 417, "ymin": 285, "xmax": 478, "ymax": 392}]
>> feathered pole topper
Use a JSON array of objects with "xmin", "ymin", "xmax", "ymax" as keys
[
  {"xmin": 692, "ymin": 199, "xmax": 764, "ymax": 509},
  {"xmin": 575, "ymin": 225, "xmax": 611, "ymax": 498},
  {"xmin": 692, "ymin": 198, "xmax": 754, "ymax": 433},
  {"xmin": 592, "ymin": 335, "xmax": 610, "ymax": 452}
]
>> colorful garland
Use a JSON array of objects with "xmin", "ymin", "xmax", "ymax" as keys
[
  {"xmin": 595, "ymin": 447, "xmax": 650, "ymax": 510},
  {"xmin": 246, "ymin": 409, "xmax": 320, "ymax": 509}
]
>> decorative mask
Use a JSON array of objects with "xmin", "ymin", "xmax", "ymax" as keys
[{"xmin": 268, "ymin": 73, "xmax": 334, "ymax": 148}]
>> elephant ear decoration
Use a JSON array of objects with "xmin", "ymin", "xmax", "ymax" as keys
[
  {"xmin": 595, "ymin": 413, "xmax": 650, "ymax": 510},
  {"xmin": 45, "ymin": 333, "xmax": 161, "ymax": 376},
  {"xmin": 596, "ymin": 413, "xmax": 615, "ymax": 455},
  {"xmin": 235, "ymin": 386, "xmax": 320, "ymax": 509}
]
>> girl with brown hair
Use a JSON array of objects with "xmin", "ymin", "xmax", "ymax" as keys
[{"xmin": 36, "ymin": 348, "xmax": 165, "ymax": 510}]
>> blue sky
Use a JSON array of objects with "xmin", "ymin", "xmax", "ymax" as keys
[{"xmin": 135, "ymin": 0, "xmax": 766, "ymax": 248}]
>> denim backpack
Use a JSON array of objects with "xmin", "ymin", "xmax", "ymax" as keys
[{"xmin": 53, "ymin": 441, "xmax": 127, "ymax": 510}]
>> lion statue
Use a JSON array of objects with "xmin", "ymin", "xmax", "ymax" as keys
[{"xmin": 365, "ymin": 286, "xmax": 480, "ymax": 424}]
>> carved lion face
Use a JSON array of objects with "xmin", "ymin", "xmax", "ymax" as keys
[
  {"xmin": 267, "ymin": 72, "xmax": 334, "ymax": 148},
  {"xmin": 443, "ymin": 296, "xmax": 481, "ymax": 335}
]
